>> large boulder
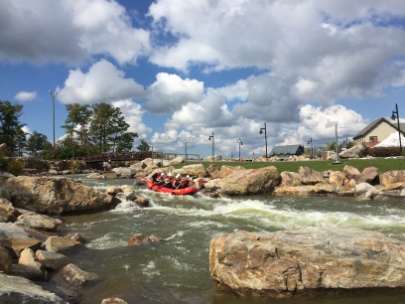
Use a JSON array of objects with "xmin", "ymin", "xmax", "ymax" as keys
[
  {"xmin": 172, "ymin": 164, "xmax": 208, "ymax": 178},
  {"xmin": 358, "ymin": 167, "xmax": 379, "ymax": 184},
  {"xmin": 0, "ymin": 273, "xmax": 65, "ymax": 303},
  {"xmin": 0, "ymin": 197, "xmax": 19, "ymax": 221},
  {"xmin": 339, "ymin": 144, "xmax": 364, "ymax": 158},
  {"xmin": 0, "ymin": 246, "xmax": 12, "ymax": 274},
  {"xmin": 209, "ymin": 227, "xmax": 405, "ymax": 298},
  {"xmin": 279, "ymin": 172, "xmax": 301, "ymax": 187},
  {"xmin": 15, "ymin": 212, "xmax": 62, "ymax": 232},
  {"xmin": 216, "ymin": 167, "xmax": 280, "ymax": 195},
  {"xmin": 298, "ymin": 167, "xmax": 326, "ymax": 185},
  {"xmin": 379, "ymin": 170, "xmax": 405, "ymax": 188},
  {"xmin": 273, "ymin": 185, "xmax": 315, "ymax": 196},
  {"xmin": 169, "ymin": 157, "xmax": 184, "ymax": 165},
  {"xmin": 219, "ymin": 165, "xmax": 245, "ymax": 179},
  {"xmin": 111, "ymin": 167, "xmax": 136, "ymax": 178},
  {"xmin": 5, "ymin": 176, "xmax": 119, "ymax": 215}
]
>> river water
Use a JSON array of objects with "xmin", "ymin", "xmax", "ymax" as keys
[{"xmin": 62, "ymin": 175, "xmax": 405, "ymax": 304}]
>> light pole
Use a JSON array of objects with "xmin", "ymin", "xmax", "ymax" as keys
[
  {"xmin": 185, "ymin": 140, "xmax": 188, "ymax": 165},
  {"xmin": 208, "ymin": 132, "xmax": 214, "ymax": 158},
  {"xmin": 238, "ymin": 138, "xmax": 243, "ymax": 161},
  {"xmin": 49, "ymin": 90, "xmax": 57, "ymax": 147},
  {"xmin": 307, "ymin": 137, "xmax": 313, "ymax": 159},
  {"xmin": 332, "ymin": 124, "xmax": 342, "ymax": 164},
  {"xmin": 259, "ymin": 122, "xmax": 268, "ymax": 159},
  {"xmin": 391, "ymin": 103, "xmax": 403, "ymax": 156}
]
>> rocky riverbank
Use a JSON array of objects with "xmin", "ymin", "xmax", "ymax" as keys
[
  {"xmin": 134, "ymin": 159, "xmax": 405, "ymax": 200},
  {"xmin": 0, "ymin": 174, "xmax": 149, "ymax": 303},
  {"xmin": 1, "ymin": 157, "xmax": 405, "ymax": 301}
]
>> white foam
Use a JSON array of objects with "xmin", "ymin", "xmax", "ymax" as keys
[
  {"xmin": 87, "ymin": 233, "xmax": 127, "ymax": 249},
  {"xmin": 110, "ymin": 200, "xmax": 142, "ymax": 213}
]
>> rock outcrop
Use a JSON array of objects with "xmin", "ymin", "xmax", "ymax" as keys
[
  {"xmin": 339, "ymin": 144, "xmax": 364, "ymax": 158},
  {"xmin": 210, "ymin": 227, "xmax": 405, "ymax": 298},
  {"xmin": 214, "ymin": 167, "xmax": 280, "ymax": 195},
  {"xmin": 4, "ymin": 176, "xmax": 120, "ymax": 215}
]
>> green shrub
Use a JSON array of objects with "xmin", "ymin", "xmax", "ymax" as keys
[
  {"xmin": 6, "ymin": 159, "xmax": 24, "ymax": 176},
  {"xmin": 365, "ymin": 146, "xmax": 402, "ymax": 157}
]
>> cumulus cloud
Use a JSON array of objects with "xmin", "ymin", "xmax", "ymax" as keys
[
  {"xmin": 0, "ymin": 0, "xmax": 150, "ymax": 64},
  {"xmin": 166, "ymin": 89, "xmax": 234, "ymax": 130},
  {"xmin": 112, "ymin": 99, "xmax": 151, "ymax": 137},
  {"xmin": 148, "ymin": 0, "xmax": 405, "ymax": 107},
  {"xmin": 57, "ymin": 59, "xmax": 145, "ymax": 105},
  {"xmin": 144, "ymin": 73, "xmax": 204, "ymax": 114},
  {"xmin": 14, "ymin": 91, "xmax": 37, "ymax": 102}
]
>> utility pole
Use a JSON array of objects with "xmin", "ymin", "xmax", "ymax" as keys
[{"xmin": 49, "ymin": 90, "xmax": 57, "ymax": 147}]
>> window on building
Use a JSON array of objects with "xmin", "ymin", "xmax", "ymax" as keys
[{"xmin": 369, "ymin": 136, "xmax": 378, "ymax": 142}]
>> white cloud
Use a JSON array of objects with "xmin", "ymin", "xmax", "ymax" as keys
[
  {"xmin": 0, "ymin": 0, "xmax": 150, "ymax": 64},
  {"xmin": 166, "ymin": 89, "xmax": 234, "ymax": 130},
  {"xmin": 112, "ymin": 99, "xmax": 151, "ymax": 137},
  {"xmin": 294, "ymin": 104, "xmax": 367, "ymax": 144},
  {"xmin": 57, "ymin": 59, "xmax": 145, "ymax": 104},
  {"xmin": 216, "ymin": 79, "xmax": 249, "ymax": 101},
  {"xmin": 148, "ymin": 0, "xmax": 405, "ymax": 106},
  {"xmin": 14, "ymin": 91, "xmax": 37, "ymax": 102},
  {"xmin": 144, "ymin": 73, "xmax": 204, "ymax": 114}
]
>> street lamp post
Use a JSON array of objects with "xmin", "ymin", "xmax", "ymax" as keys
[
  {"xmin": 332, "ymin": 124, "xmax": 342, "ymax": 164},
  {"xmin": 208, "ymin": 132, "xmax": 214, "ymax": 158},
  {"xmin": 238, "ymin": 138, "xmax": 243, "ymax": 161},
  {"xmin": 259, "ymin": 123, "xmax": 268, "ymax": 159},
  {"xmin": 307, "ymin": 137, "xmax": 313, "ymax": 159},
  {"xmin": 185, "ymin": 140, "xmax": 188, "ymax": 165},
  {"xmin": 49, "ymin": 90, "xmax": 57, "ymax": 147},
  {"xmin": 391, "ymin": 103, "xmax": 403, "ymax": 156}
]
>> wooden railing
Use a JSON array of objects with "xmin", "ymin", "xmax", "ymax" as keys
[
  {"xmin": 83, "ymin": 151, "xmax": 162, "ymax": 163},
  {"xmin": 83, "ymin": 151, "xmax": 200, "ymax": 163}
]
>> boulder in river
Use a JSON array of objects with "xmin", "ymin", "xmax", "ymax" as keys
[
  {"xmin": 4, "ymin": 176, "xmax": 120, "ymax": 215},
  {"xmin": 209, "ymin": 227, "xmax": 405, "ymax": 298}
]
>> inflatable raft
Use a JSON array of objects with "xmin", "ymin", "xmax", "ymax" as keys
[{"xmin": 146, "ymin": 180, "xmax": 198, "ymax": 195}]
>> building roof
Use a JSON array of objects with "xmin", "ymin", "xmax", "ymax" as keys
[
  {"xmin": 352, "ymin": 117, "xmax": 405, "ymax": 140},
  {"xmin": 270, "ymin": 144, "xmax": 304, "ymax": 156}
]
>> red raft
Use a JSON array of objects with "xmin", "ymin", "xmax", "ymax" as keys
[{"xmin": 146, "ymin": 180, "xmax": 198, "ymax": 195}]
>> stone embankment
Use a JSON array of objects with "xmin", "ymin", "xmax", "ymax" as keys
[
  {"xmin": 137, "ymin": 159, "xmax": 405, "ymax": 200},
  {"xmin": 0, "ymin": 174, "xmax": 147, "ymax": 303}
]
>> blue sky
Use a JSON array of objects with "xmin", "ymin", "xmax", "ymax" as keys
[{"xmin": 1, "ymin": 0, "xmax": 405, "ymax": 159}]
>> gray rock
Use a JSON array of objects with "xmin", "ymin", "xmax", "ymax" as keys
[
  {"xmin": 0, "ymin": 273, "xmax": 65, "ymax": 303},
  {"xmin": 15, "ymin": 212, "xmax": 62, "ymax": 232},
  {"xmin": 43, "ymin": 236, "xmax": 83, "ymax": 253},
  {"xmin": 36, "ymin": 250, "xmax": 70, "ymax": 270},
  {"xmin": 60, "ymin": 263, "xmax": 97, "ymax": 287},
  {"xmin": 112, "ymin": 167, "xmax": 136, "ymax": 177}
]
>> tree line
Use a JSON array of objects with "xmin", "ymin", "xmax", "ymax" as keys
[{"xmin": 0, "ymin": 100, "xmax": 149, "ymax": 160}]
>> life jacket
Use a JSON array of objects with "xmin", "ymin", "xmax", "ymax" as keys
[{"xmin": 172, "ymin": 178, "xmax": 182, "ymax": 188}]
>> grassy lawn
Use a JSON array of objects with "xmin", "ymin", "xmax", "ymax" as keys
[{"xmin": 178, "ymin": 158, "xmax": 405, "ymax": 174}]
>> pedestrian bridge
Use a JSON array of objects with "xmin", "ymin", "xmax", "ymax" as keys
[{"xmin": 83, "ymin": 151, "xmax": 200, "ymax": 164}]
